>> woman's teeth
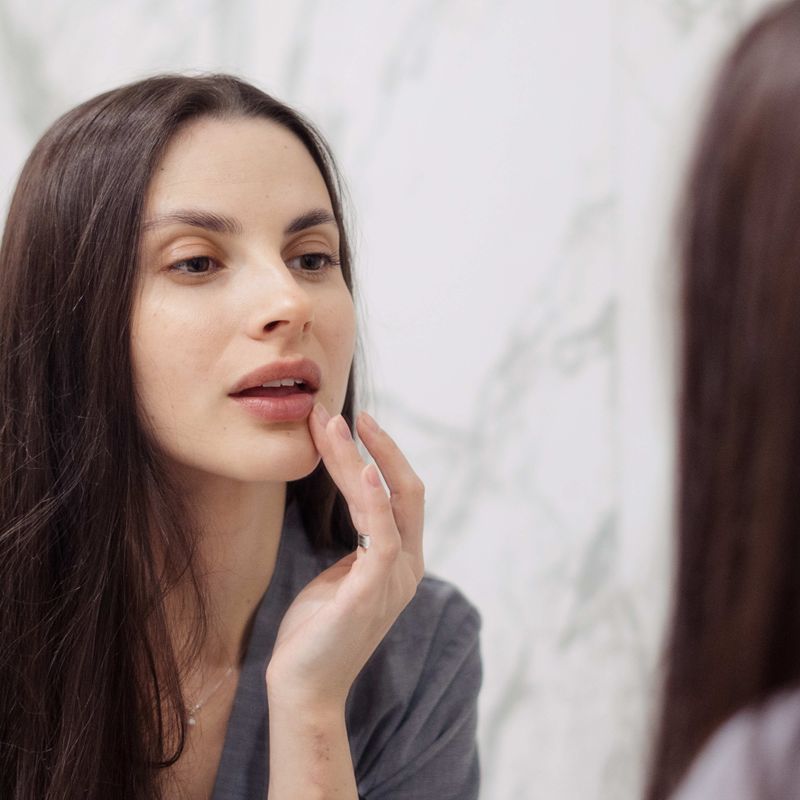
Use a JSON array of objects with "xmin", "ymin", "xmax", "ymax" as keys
[{"xmin": 260, "ymin": 378, "xmax": 305, "ymax": 388}]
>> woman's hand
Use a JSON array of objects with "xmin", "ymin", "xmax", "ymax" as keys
[{"xmin": 266, "ymin": 403, "xmax": 425, "ymax": 711}]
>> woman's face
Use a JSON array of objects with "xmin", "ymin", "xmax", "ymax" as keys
[{"xmin": 131, "ymin": 116, "xmax": 356, "ymax": 485}]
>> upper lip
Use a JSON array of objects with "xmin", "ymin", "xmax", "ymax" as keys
[{"xmin": 229, "ymin": 357, "xmax": 321, "ymax": 395}]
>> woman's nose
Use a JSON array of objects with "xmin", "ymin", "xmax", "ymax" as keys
[{"xmin": 244, "ymin": 260, "xmax": 314, "ymax": 340}]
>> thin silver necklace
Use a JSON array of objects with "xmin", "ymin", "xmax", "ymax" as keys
[{"xmin": 186, "ymin": 664, "xmax": 234, "ymax": 727}]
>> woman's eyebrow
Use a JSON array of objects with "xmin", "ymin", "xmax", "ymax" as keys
[
  {"xmin": 140, "ymin": 208, "xmax": 337, "ymax": 236},
  {"xmin": 142, "ymin": 209, "xmax": 242, "ymax": 235},
  {"xmin": 284, "ymin": 209, "xmax": 338, "ymax": 234}
]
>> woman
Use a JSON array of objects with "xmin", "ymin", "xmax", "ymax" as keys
[
  {"xmin": 646, "ymin": 1, "xmax": 800, "ymax": 797},
  {"xmin": 0, "ymin": 74, "xmax": 482, "ymax": 799}
]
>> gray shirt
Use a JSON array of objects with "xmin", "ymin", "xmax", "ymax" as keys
[
  {"xmin": 672, "ymin": 688, "xmax": 800, "ymax": 799},
  {"xmin": 210, "ymin": 499, "xmax": 482, "ymax": 800}
]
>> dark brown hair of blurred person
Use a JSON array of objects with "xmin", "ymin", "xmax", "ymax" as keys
[{"xmin": 645, "ymin": 1, "xmax": 800, "ymax": 798}]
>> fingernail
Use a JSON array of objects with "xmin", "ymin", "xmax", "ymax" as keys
[
  {"xmin": 359, "ymin": 411, "xmax": 380, "ymax": 433},
  {"xmin": 336, "ymin": 415, "xmax": 352, "ymax": 441},
  {"xmin": 365, "ymin": 463, "xmax": 382, "ymax": 488},
  {"xmin": 313, "ymin": 403, "xmax": 331, "ymax": 426}
]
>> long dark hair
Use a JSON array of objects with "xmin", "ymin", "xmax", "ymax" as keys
[
  {"xmin": 0, "ymin": 74, "xmax": 359, "ymax": 799},
  {"xmin": 646, "ymin": 2, "xmax": 800, "ymax": 797}
]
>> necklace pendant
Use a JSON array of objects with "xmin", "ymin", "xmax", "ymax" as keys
[{"xmin": 185, "ymin": 663, "xmax": 234, "ymax": 730}]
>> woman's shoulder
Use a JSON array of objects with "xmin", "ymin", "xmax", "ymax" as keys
[
  {"xmin": 359, "ymin": 570, "xmax": 482, "ymax": 682},
  {"xmin": 346, "ymin": 573, "xmax": 482, "ymax": 797},
  {"xmin": 346, "ymin": 569, "xmax": 481, "ymax": 717},
  {"xmin": 395, "ymin": 571, "xmax": 482, "ymax": 644},
  {"xmin": 672, "ymin": 686, "xmax": 800, "ymax": 799}
]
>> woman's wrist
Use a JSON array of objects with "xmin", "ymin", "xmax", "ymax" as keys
[
  {"xmin": 267, "ymin": 677, "xmax": 358, "ymax": 800},
  {"xmin": 266, "ymin": 664, "xmax": 349, "ymax": 716}
]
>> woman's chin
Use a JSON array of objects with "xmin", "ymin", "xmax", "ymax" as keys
[
  {"xmin": 238, "ymin": 438, "xmax": 322, "ymax": 483},
  {"xmin": 275, "ymin": 453, "xmax": 323, "ymax": 483},
  {"xmin": 158, "ymin": 432, "xmax": 323, "ymax": 486}
]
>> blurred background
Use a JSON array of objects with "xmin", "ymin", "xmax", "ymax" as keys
[{"xmin": 0, "ymin": 1, "xmax": 780, "ymax": 797}]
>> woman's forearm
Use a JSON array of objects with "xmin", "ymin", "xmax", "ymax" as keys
[
  {"xmin": 267, "ymin": 688, "xmax": 359, "ymax": 800},
  {"xmin": 265, "ymin": 407, "xmax": 426, "ymax": 798}
]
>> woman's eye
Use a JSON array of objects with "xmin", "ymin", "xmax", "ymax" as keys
[
  {"xmin": 287, "ymin": 252, "xmax": 341, "ymax": 274},
  {"xmin": 167, "ymin": 256, "xmax": 219, "ymax": 276}
]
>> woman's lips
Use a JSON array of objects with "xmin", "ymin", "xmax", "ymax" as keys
[
  {"xmin": 236, "ymin": 386, "xmax": 305, "ymax": 398},
  {"xmin": 230, "ymin": 385, "xmax": 316, "ymax": 422}
]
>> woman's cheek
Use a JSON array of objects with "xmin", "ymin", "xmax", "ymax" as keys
[{"xmin": 327, "ymin": 302, "xmax": 357, "ymax": 406}]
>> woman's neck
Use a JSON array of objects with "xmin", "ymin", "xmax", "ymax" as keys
[{"xmin": 169, "ymin": 476, "xmax": 287, "ymax": 671}]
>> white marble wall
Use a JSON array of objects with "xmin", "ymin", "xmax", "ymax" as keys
[{"xmin": 0, "ymin": 1, "xmax": 780, "ymax": 797}]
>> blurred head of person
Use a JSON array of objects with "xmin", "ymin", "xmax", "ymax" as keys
[{"xmin": 647, "ymin": 1, "xmax": 800, "ymax": 797}]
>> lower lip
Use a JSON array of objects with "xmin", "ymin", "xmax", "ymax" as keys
[{"xmin": 229, "ymin": 392, "xmax": 316, "ymax": 422}]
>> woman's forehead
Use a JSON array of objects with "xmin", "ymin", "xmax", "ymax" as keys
[{"xmin": 145, "ymin": 116, "xmax": 331, "ymax": 219}]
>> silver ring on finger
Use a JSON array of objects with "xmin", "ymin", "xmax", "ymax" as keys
[{"xmin": 357, "ymin": 532, "xmax": 371, "ymax": 550}]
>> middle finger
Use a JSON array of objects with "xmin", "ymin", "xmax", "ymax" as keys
[{"xmin": 309, "ymin": 404, "xmax": 368, "ymax": 510}]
